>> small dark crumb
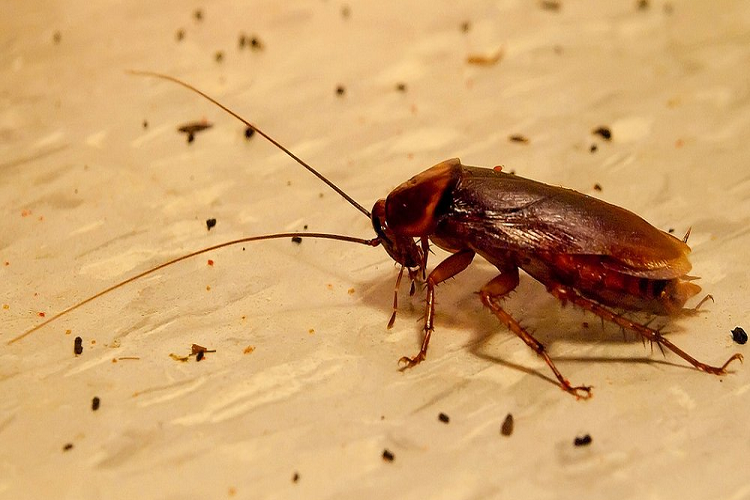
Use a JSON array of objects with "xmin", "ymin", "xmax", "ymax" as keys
[
  {"xmin": 501, "ymin": 413, "xmax": 514, "ymax": 436},
  {"xmin": 92, "ymin": 397, "xmax": 100, "ymax": 411},
  {"xmin": 194, "ymin": 8, "xmax": 203, "ymax": 21},
  {"xmin": 593, "ymin": 183, "xmax": 602, "ymax": 191},
  {"xmin": 53, "ymin": 31, "xmax": 62, "ymax": 44},
  {"xmin": 396, "ymin": 82, "xmax": 407, "ymax": 92},
  {"xmin": 206, "ymin": 218, "xmax": 217, "ymax": 231},
  {"xmin": 187, "ymin": 132, "xmax": 195, "ymax": 143},
  {"xmin": 292, "ymin": 472, "xmax": 300, "ymax": 483},
  {"xmin": 142, "ymin": 119, "xmax": 149, "ymax": 129},
  {"xmin": 250, "ymin": 36, "xmax": 264, "ymax": 51},
  {"xmin": 215, "ymin": 51, "xmax": 224, "ymax": 62},
  {"xmin": 509, "ymin": 134, "xmax": 529, "ymax": 144},
  {"xmin": 438, "ymin": 412, "xmax": 450, "ymax": 424},
  {"xmin": 63, "ymin": 443, "xmax": 74, "ymax": 452},
  {"xmin": 303, "ymin": 224, "xmax": 308, "ymax": 230},
  {"xmin": 592, "ymin": 126, "xmax": 612, "ymax": 141},
  {"xmin": 540, "ymin": 0, "xmax": 561, "ymax": 11},
  {"xmin": 382, "ymin": 449, "xmax": 395, "ymax": 462},
  {"xmin": 460, "ymin": 21, "xmax": 471, "ymax": 33},
  {"xmin": 731, "ymin": 327, "xmax": 748, "ymax": 345},
  {"xmin": 336, "ymin": 85, "xmax": 346, "ymax": 96},
  {"xmin": 291, "ymin": 236, "xmax": 303, "ymax": 244},
  {"xmin": 636, "ymin": 0, "xmax": 649, "ymax": 10},
  {"xmin": 668, "ymin": 228, "xmax": 675, "ymax": 233},
  {"xmin": 590, "ymin": 144, "xmax": 598, "ymax": 153},
  {"xmin": 574, "ymin": 434, "xmax": 592, "ymax": 447},
  {"xmin": 176, "ymin": 29, "xmax": 185, "ymax": 42},
  {"xmin": 245, "ymin": 127, "xmax": 255, "ymax": 139},
  {"xmin": 341, "ymin": 5, "xmax": 351, "ymax": 18},
  {"xmin": 74, "ymin": 336, "xmax": 83, "ymax": 356},
  {"xmin": 196, "ymin": 350, "xmax": 205, "ymax": 362}
]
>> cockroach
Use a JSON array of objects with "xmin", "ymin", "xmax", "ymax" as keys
[{"xmin": 9, "ymin": 71, "xmax": 742, "ymax": 399}]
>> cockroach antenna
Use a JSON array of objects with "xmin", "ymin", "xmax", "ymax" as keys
[
  {"xmin": 9, "ymin": 232, "xmax": 379, "ymax": 345},
  {"xmin": 127, "ymin": 70, "xmax": 372, "ymax": 219}
]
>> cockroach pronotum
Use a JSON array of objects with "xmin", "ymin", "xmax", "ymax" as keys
[{"xmin": 9, "ymin": 71, "xmax": 742, "ymax": 398}]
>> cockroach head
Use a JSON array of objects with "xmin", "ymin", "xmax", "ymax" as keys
[{"xmin": 371, "ymin": 199, "xmax": 423, "ymax": 269}]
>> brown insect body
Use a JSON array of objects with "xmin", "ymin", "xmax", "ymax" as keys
[
  {"xmin": 382, "ymin": 158, "xmax": 698, "ymax": 314},
  {"xmin": 12, "ymin": 73, "xmax": 742, "ymax": 398},
  {"xmin": 377, "ymin": 159, "xmax": 740, "ymax": 396}
]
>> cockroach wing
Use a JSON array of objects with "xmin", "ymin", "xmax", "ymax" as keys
[{"xmin": 444, "ymin": 164, "xmax": 692, "ymax": 279}]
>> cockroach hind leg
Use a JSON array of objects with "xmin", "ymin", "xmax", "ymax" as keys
[
  {"xmin": 692, "ymin": 294, "xmax": 714, "ymax": 312},
  {"xmin": 548, "ymin": 283, "xmax": 743, "ymax": 377}
]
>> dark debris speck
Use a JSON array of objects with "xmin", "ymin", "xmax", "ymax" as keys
[
  {"xmin": 574, "ymin": 434, "xmax": 592, "ymax": 447},
  {"xmin": 206, "ymin": 218, "xmax": 217, "ymax": 231},
  {"xmin": 438, "ymin": 412, "xmax": 450, "ymax": 423},
  {"xmin": 731, "ymin": 327, "xmax": 748, "ymax": 345},
  {"xmin": 382, "ymin": 449, "xmax": 395, "ymax": 462}
]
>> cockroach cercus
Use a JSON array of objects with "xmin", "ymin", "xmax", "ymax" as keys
[{"xmin": 10, "ymin": 71, "xmax": 742, "ymax": 398}]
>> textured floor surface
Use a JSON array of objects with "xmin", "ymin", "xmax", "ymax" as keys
[{"xmin": 2, "ymin": 2, "xmax": 750, "ymax": 499}]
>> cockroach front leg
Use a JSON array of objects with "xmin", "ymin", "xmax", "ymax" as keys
[
  {"xmin": 387, "ymin": 266, "xmax": 420, "ymax": 329},
  {"xmin": 398, "ymin": 249, "xmax": 475, "ymax": 369},
  {"xmin": 480, "ymin": 268, "xmax": 593, "ymax": 399},
  {"xmin": 548, "ymin": 284, "xmax": 744, "ymax": 375}
]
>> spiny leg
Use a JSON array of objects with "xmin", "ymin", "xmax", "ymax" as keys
[
  {"xmin": 548, "ymin": 283, "xmax": 743, "ymax": 374},
  {"xmin": 479, "ymin": 269, "xmax": 592, "ymax": 399},
  {"xmin": 399, "ymin": 249, "xmax": 475, "ymax": 368}
]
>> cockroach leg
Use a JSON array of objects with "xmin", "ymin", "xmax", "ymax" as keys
[
  {"xmin": 548, "ymin": 284, "xmax": 744, "ymax": 375},
  {"xmin": 693, "ymin": 294, "xmax": 714, "ymax": 311},
  {"xmin": 387, "ymin": 266, "xmax": 406, "ymax": 329},
  {"xmin": 399, "ymin": 249, "xmax": 475, "ymax": 369},
  {"xmin": 479, "ymin": 269, "xmax": 593, "ymax": 399}
]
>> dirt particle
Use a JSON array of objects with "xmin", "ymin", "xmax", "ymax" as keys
[
  {"xmin": 574, "ymin": 434, "xmax": 592, "ymax": 447},
  {"xmin": 501, "ymin": 413, "xmax": 514, "ymax": 436}
]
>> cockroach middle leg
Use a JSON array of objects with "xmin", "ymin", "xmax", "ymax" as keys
[
  {"xmin": 549, "ymin": 284, "xmax": 743, "ymax": 375},
  {"xmin": 399, "ymin": 249, "xmax": 475, "ymax": 368},
  {"xmin": 479, "ymin": 269, "xmax": 593, "ymax": 399}
]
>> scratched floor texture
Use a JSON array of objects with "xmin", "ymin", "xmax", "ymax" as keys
[{"xmin": 2, "ymin": 1, "xmax": 750, "ymax": 499}]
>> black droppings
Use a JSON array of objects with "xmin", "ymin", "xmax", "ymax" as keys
[
  {"xmin": 438, "ymin": 412, "xmax": 450, "ymax": 423},
  {"xmin": 590, "ymin": 144, "xmax": 598, "ymax": 153},
  {"xmin": 509, "ymin": 134, "xmax": 529, "ymax": 144},
  {"xmin": 501, "ymin": 413, "xmax": 514, "ymax": 436},
  {"xmin": 291, "ymin": 236, "xmax": 302, "ymax": 244},
  {"xmin": 74, "ymin": 336, "xmax": 83, "ymax": 356},
  {"xmin": 592, "ymin": 126, "xmax": 612, "ymax": 141},
  {"xmin": 593, "ymin": 183, "xmax": 602, "ymax": 192},
  {"xmin": 92, "ymin": 397, "xmax": 100, "ymax": 411},
  {"xmin": 292, "ymin": 472, "xmax": 300, "ymax": 483},
  {"xmin": 574, "ymin": 434, "xmax": 592, "ymax": 447},
  {"xmin": 382, "ymin": 449, "xmax": 395, "ymax": 462},
  {"xmin": 731, "ymin": 327, "xmax": 748, "ymax": 345},
  {"xmin": 63, "ymin": 443, "xmax": 74, "ymax": 451},
  {"xmin": 335, "ymin": 85, "xmax": 346, "ymax": 96},
  {"xmin": 206, "ymin": 218, "xmax": 217, "ymax": 231},
  {"xmin": 245, "ymin": 127, "xmax": 255, "ymax": 139},
  {"xmin": 196, "ymin": 350, "xmax": 204, "ymax": 362}
]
